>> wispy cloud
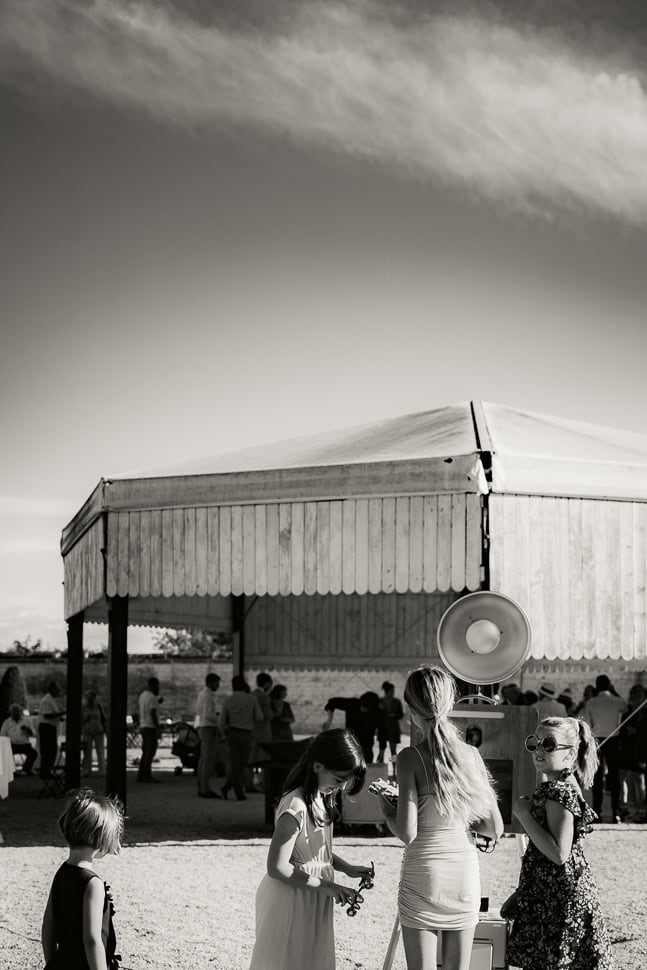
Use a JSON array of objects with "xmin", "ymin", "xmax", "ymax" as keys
[{"xmin": 2, "ymin": 0, "xmax": 647, "ymax": 225}]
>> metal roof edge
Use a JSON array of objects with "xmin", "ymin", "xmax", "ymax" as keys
[{"xmin": 60, "ymin": 480, "xmax": 106, "ymax": 556}]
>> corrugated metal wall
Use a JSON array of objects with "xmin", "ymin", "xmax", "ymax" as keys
[
  {"xmin": 243, "ymin": 591, "xmax": 459, "ymax": 667},
  {"xmin": 101, "ymin": 494, "xmax": 482, "ymax": 603},
  {"xmin": 489, "ymin": 494, "xmax": 647, "ymax": 661}
]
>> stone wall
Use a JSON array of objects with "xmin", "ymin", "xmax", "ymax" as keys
[{"xmin": 2, "ymin": 656, "xmax": 645, "ymax": 735}]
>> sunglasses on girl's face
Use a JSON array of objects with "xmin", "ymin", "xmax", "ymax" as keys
[{"xmin": 524, "ymin": 735, "xmax": 572, "ymax": 754}]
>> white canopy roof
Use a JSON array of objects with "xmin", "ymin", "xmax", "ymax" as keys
[{"xmin": 109, "ymin": 399, "xmax": 647, "ymax": 502}]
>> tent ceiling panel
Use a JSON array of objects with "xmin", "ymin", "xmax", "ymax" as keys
[
  {"xmin": 489, "ymin": 494, "xmax": 647, "ymax": 661},
  {"xmin": 244, "ymin": 591, "xmax": 457, "ymax": 669},
  {"xmin": 83, "ymin": 594, "xmax": 233, "ymax": 631},
  {"xmin": 104, "ymin": 496, "xmax": 483, "ymax": 602}
]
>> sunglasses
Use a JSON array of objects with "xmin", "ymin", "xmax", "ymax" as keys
[{"xmin": 524, "ymin": 735, "xmax": 572, "ymax": 754}]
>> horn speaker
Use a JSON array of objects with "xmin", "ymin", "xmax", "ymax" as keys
[{"xmin": 437, "ymin": 591, "xmax": 531, "ymax": 685}]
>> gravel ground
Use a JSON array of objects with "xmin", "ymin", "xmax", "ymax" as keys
[{"xmin": 1, "ymin": 759, "xmax": 646, "ymax": 969}]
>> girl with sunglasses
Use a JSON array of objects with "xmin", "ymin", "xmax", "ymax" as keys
[{"xmin": 506, "ymin": 716, "xmax": 614, "ymax": 970}]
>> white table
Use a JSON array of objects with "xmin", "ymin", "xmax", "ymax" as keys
[{"xmin": 0, "ymin": 736, "xmax": 15, "ymax": 798}]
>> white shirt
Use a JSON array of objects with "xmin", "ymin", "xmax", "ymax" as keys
[
  {"xmin": 582, "ymin": 692, "xmax": 627, "ymax": 738},
  {"xmin": 139, "ymin": 690, "xmax": 159, "ymax": 729},
  {"xmin": 0, "ymin": 716, "xmax": 33, "ymax": 744},
  {"xmin": 39, "ymin": 693, "xmax": 62, "ymax": 727},
  {"xmin": 196, "ymin": 686, "xmax": 221, "ymax": 728}
]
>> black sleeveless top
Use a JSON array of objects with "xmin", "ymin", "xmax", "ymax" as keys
[{"xmin": 45, "ymin": 863, "xmax": 119, "ymax": 970}]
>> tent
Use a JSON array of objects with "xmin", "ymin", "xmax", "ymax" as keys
[{"xmin": 60, "ymin": 400, "xmax": 647, "ymax": 801}]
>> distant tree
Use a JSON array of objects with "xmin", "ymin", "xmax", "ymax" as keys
[
  {"xmin": 12, "ymin": 636, "xmax": 42, "ymax": 656},
  {"xmin": 0, "ymin": 665, "xmax": 28, "ymax": 722},
  {"xmin": 152, "ymin": 628, "xmax": 232, "ymax": 659}
]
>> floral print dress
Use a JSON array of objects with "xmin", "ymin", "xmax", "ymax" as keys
[{"xmin": 507, "ymin": 779, "xmax": 614, "ymax": 970}]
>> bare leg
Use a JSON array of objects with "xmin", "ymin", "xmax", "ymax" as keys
[
  {"xmin": 401, "ymin": 926, "xmax": 439, "ymax": 970},
  {"xmin": 441, "ymin": 927, "xmax": 477, "ymax": 970}
]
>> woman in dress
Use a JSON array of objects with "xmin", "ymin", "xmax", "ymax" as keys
[
  {"xmin": 506, "ymin": 716, "xmax": 614, "ymax": 970},
  {"xmin": 375, "ymin": 665, "xmax": 503, "ymax": 970},
  {"xmin": 249, "ymin": 728, "xmax": 372, "ymax": 970}
]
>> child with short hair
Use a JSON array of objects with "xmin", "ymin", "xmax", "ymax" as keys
[
  {"xmin": 42, "ymin": 788, "xmax": 124, "ymax": 970},
  {"xmin": 249, "ymin": 728, "xmax": 373, "ymax": 970},
  {"xmin": 507, "ymin": 716, "xmax": 614, "ymax": 970}
]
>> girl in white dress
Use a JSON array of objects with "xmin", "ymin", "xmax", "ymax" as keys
[
  {"xmin": 375, "ymin": 666, "xmax": 504, "ymax": 970},
  {"xmin": 249, "ymin": 729, "xmax": 373, "ymax": 970}
]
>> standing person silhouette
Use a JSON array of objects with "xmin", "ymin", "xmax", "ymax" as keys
[
  {"xmin": 373, "ymin": 666, "xmax": 503, "ymax": 970},
  {"xmin": 38, "ymin": 682, "xmax": 66, "ymax": 779},
  {"xmin": 581, "ymin": 675, "xmax": 626, "ymax": 822},
  {"xmin": 137, "ymin": 677, "xmax": 161, "ymax": 784}
]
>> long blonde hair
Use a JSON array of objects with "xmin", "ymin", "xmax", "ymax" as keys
[{"xmin": 404, "ymin": 665, "xmax": 493, "ymax": 823}]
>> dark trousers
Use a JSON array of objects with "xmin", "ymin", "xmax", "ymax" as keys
[
  {"xmin": 593, "ymin": 737, "xmax": 620, "ymax": 818},
  {"xmin": 12, "ymin": 742, "xmax": 37, "ymax": 773},
  {"xmin": 226, "ymin": 728, "xmax": 252, "ymax": 798},
  {"xmin": 38, "ymin": 723, "xmax": 58, "ymax": 778},
  {"xmin": 138, "ymin": 727, "xmax": 158, "ymax": 781}
]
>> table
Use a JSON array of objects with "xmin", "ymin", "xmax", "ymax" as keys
[{"xmin": 0, "ymin": 736, "xmax": 15, "ymax": 798}]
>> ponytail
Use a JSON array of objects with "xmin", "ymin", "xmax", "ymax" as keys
[{"xmin": 574, "ymin": 718, "xmax": 598, "ymax": 789}]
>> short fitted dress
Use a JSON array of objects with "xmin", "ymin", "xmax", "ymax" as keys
[
  {"xmin": 506, "ymin": 779, "xmax": 614, "ymax": 970},
  {"xmin": 398, "ymin": 744, "xmax": 482, "ymax": 931},
  {"xmin": 249, "ymin": 788, "xmax": 336, "ymax": 970}
]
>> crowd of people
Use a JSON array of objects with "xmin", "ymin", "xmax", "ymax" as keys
[
  {"xmin": 39, "ymin": 664, "xmax": 622, "ymax": 970},
  {"xmin": 498, "ymin": 674, "xmax": 647, "ymax": 823}
]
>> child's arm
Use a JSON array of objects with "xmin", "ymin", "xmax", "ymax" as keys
[
  {"xmin": 513, "ymin": 795, "xmax": 574, "ymax": 866},
  {"xmin": 266, "ymin": 813, "xmax": 357, "ymax": 905},
  {"xmin": 82, "ymin": 878, "xmax": 109, "ymax": 970},
  {"xmin": 41, "ymin": 886, "xmax": 57, "ymax": 964},
  {"xmin": 379, "ymin": 747, "xmax": 418, "ymax": 844},
  {"xmin": 331, "ymin": 853, "xmax": 373, "ymax": 880}
]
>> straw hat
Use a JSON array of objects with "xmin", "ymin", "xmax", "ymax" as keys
[{"xmin": 539, "ymin": 683, "xmax": 557, "ymax": 698}]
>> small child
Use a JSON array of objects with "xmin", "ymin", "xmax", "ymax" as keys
[
  {"xmin": 249, "ymin": 728, "xmax": 373, "ymax": 970},
  {"xmin": 507, "ymin": 717, "xmax": 614, "ymax": 970},
  {"xmin": 42, "ymin": 788, "xmax": 124, "ymax": 970}
]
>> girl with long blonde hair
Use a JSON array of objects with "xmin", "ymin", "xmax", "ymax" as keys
[{"xmin": 375, "ymin": 665, "xmax": 503, "ymax": 970}]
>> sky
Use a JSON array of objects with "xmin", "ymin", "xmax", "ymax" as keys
[{"xmin": 1, "ymin": 0, "xmax": 647, "ymax": 653}]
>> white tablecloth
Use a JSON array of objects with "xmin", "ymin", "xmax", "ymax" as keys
[{"xmin": 0, "ymin": 736, "xmax": 15, "ymax": 798}]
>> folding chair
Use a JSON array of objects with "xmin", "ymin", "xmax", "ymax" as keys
[{"xmin": 39, "ymin": 743, "xmax": 67, "ymax": 798}]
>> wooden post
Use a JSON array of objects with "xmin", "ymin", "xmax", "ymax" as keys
[
  {"xmin": 106, "ymin": 596, "xmax": 129, "ymax": 808},
  {"xmin": 65, "ymin": 611, "xmax": 85, "ymax": 790}
]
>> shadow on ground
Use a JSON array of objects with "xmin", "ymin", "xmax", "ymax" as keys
[{"xmin": 0, "ymin": 765, "xmax": 274, "ymax": 846}]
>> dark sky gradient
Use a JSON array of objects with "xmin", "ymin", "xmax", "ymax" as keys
[{"xmin": 1, "ymin": 0, "xmax": 646, "ymax": 649}]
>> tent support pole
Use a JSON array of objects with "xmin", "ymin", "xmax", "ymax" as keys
[
  {"xmin": 232, "ymin": 594, "xmax": 245, "ymax": 676},
  {"xmin": 106, "ymin": 595, "xmax": 129, "ymax": 808},
  {"xmin": 65, "ymin": 611, "xmax": 85, "ymax": 790}
]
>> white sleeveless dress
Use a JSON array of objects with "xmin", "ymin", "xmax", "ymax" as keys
[
  {"xmin": 398, "ymin": 744, "xmax": 482, "ymax": 931},
  {"xmin": 250, "ymin": 788, "xmax": 336, "ymax": 970}
]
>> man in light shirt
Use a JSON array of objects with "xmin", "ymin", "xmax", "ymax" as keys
[
  {"xmin": 38, "ymin": 682, "xmax": 66, "ymax": 779},
  {"xmin": 582, "ymin": 674, "xmax": 627, "ymax": 822},
  {"xmin": 137, "ymin": 677, "xmax": 161, "ymax": 784},
  {"xmin": 1, "ymin": 703, "xmax": 37, "ymax": 775},
  {"xmin": 220, "ymin": 676, "xmax": 263, "ymax": 801},
  {"xmin": 196, "ymin": 673, "xmax": 223, "ymax": 799}
]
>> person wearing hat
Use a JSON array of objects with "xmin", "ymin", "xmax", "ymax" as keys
[{"xmin": 531, "ymin": 683, "xmax": 568, "ymax": 719}]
